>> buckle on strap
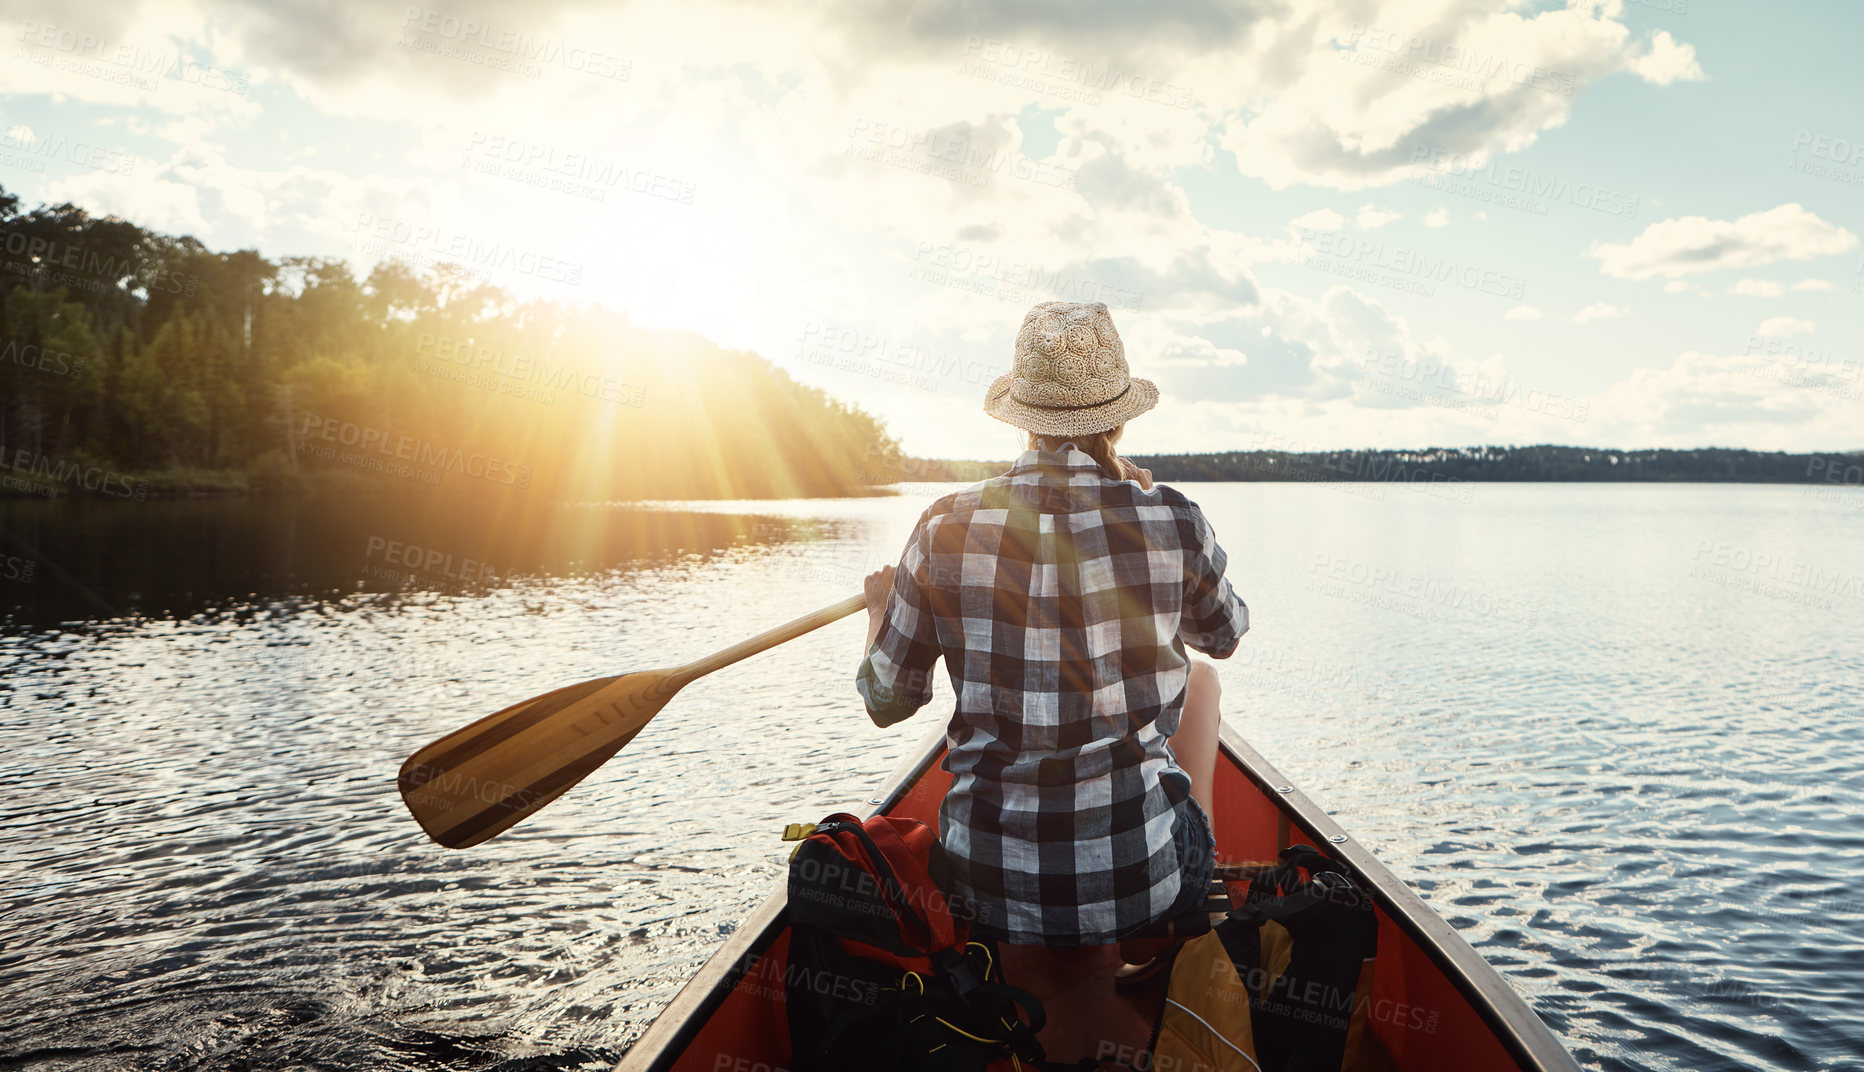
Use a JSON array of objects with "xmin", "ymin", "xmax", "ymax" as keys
[{"xmin": 931, "ymin": 947, "xmax": 984, "ymax": 999}]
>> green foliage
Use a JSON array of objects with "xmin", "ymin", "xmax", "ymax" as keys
[
  {"xmin": 0, "ymin": 185, "xmax": 899, "ymax": 499},
  {"xmin": 247, "ymin": 448, "xmax": 301, "ymax": 494}
]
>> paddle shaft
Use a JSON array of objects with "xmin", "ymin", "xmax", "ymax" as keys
[
  {"xmin": 566, "ymin": 589, "xmax": 873, "ymax": 746},
  {"xmin": 680, "ymin": 591, "xmax": 870, "ymax": 680}
]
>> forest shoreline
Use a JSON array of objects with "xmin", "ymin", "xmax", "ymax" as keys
[
  {"xmin": 5, "ymin": 444, "xmax": 1863, "ymax": 501},
  {"xmin": 885, "ymin": 446, "xmax": 1864, "ymax": 488}
]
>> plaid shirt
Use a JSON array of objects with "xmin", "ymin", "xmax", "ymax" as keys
[{"xmin": 856, "ymin": 444, "xmax": 1249, "ymax": 945}]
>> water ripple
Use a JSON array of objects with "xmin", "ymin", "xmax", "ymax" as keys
[{"xmin": 2, "ymin": 485, "xmax": 1861, "ymax": 1071}]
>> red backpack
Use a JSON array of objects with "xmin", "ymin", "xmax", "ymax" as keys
[{"xmin": 783, "ymin": 812, "xmax": 1088, "ymax": 1071}]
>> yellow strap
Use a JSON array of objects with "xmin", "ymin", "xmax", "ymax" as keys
[
  {"xmin": 933, "ymin": 1016, "xmax": 1009, "ymax": 1045},
  {"xmin": 783, "ymin": 822, "xmax": 820, "ymax": 861},
  {"xmin": 965, "ymin": 941, "xmax": 997, "ymax": 978}
]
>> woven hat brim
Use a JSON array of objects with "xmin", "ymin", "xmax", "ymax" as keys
[{"xmin": 983, "ymin": 374, "xmax": 1159, "ymax": 437}]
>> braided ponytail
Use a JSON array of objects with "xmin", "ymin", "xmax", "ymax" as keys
[{"xmin": 1027, "ymin": 424, "xmax": 1127, "ymax": 481}]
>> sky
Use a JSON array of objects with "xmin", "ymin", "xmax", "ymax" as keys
[{"xmin": 1, "ymin": 0, "xmax": 1860, "ymax": 460}]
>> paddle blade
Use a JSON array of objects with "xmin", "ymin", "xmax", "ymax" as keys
[{"xmin": 398, "ymin": 669, "xmax": 684, "ymax": 848}]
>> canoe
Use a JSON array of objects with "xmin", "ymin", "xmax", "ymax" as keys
[{"xmin": 620, "ymin": 720, "xmax": 1582, "ymax": 1071}]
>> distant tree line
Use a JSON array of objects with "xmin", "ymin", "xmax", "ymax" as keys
[
  {"xmin": 1132, "ymin": 445, "xmax": 1860, "ymax": 483},
  {"xmin": 894, "ymin": 445, "xmax": 1864, "ymax": 485},
  {"xmin": 0, "ymin": 185, "xmax": 897, "ymax": 500}
]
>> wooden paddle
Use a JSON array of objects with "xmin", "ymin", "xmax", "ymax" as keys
[{"xmin": 398, "ymin": 591, "xmax": 868, "ymax": 848}]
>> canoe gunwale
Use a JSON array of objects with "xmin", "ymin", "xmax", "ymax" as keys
[
  {"xmin": 1213, "ymin": 723, "xmax": 1582, "ymax": 1072},
  {"xmin": 619, "ymin": 724, "xmax": 1580, "ymax": 1071},
  {"xmin": 618, "ymin": 730, "xmax": 946, "ymax": 1070}
]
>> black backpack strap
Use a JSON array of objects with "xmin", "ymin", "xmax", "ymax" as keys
[
  {"xmin": 1279, "ymin": 844, "xmax": 1348, "ymax": 878},
  {"xmin": 892, "ymin": 976, "xmax": 1055, "ymax": 1071},
  {"xmin": 930, "ymin": 946, "xmax": 986, "ymax": 999},
  {"xmin": 1230, "ymin": 888, "xmax": 1329, "ymax": 924},
  {"xmin": 1217, "ymin": 899, "xmax": 1265, "ymax": 989},
  {"xmin": 967, "ymin": 979, "xmax": 1048, "ymax": 1035},
  {"xmin": 810, "ymin": 998, "xmax": 884, "ymax": 1067},
  {"xmin": 1232, "ymin": 867, "xmax": 1374, "ymax": 928},
  {"xmin": 1245, "ymin": 844, "xmax": 1355, "ymax": 902}
]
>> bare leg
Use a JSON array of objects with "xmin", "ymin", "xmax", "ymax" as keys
[{"xmin": 1173, "ymin": 656, "xmax": 1222, "ymax": 821}]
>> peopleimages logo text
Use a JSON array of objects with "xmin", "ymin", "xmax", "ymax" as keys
[
  {"xmin": 0, "ymin": 446, "xmax": 145, "ymax": 499},
  {"xmin": 0, "ymin": 128, "xmax": 136, "ymax": 177},
  {"xmin": 1409, "ymin": 145, "xmax": 1640, "ymax": 219},
  {"xmin": 16, "ymin": 22, "xmax": 248, "ymax": 93},
  {"xmin": 351, "ymin": 214, "xmax": 583, "ymax": 285},
  {"xmin": 1341, "ymin": 23, "xmax": 1576, "ymax": 96},
  {"xmin": 414, "ymin": 332, "xmax": 647, "ymax": 407},
  {"xmin": 399, "ymin": 8, "xmax": 630, "ymax": 80},
  {"xmin": 364, "ymin": 536, "xmax": 499, "ymax": 585},
  {"xmin": 464, "ymin": 133, "xmax": 696, "ymax": 204},
  {"xmin": 297, "ymin": 414, "xmax": 531, "ymax": 488},
  {"xmin": 958, "ymin": 35, "xmax": 1193, "ymax": 108},
  {"xmin": 0, "ymin": 338, "xmax": 85, "ymax": 379},
  {"xmin": 1298, "ymin": 228, "xmax": 1527, "ymax": 300},
  {"xmin": 0, "ymin": 230, "xmax": 196, "ymax": 296}
]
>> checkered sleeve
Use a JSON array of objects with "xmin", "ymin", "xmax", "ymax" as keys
[
  {"xmin": 1181, "ymin": 505, "xmax": 1248, "ymax": 658},
  {"xmin": 856, "ymin": 515, "xmax": 942, "ymax": 728}
]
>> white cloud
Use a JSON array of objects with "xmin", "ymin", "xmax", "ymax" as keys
[
  {"xmin": 0, "ymin": 6, "xmax": 263, "ymax": 126},
  {"xmin": 1586, "ymin": 351, "xmax": 1861, "ymax": 451},
  {"xmin": 1207, "ymin": 8, "xmax": 1703, "ymax": 191},
  {"xmin": 1118, "ymin": 280, "xmax": 1614, "ymax": 450},
  {"xmin": 1423, "ymin": 207, "xmax": 1449, "ymax": 228},
  {"xmin": 1730, "ymin": 279, "xmax": 1784, "ymax": 297},
  {"xmin": 1791, "ymin": 278, "xmax": 1835, "ymax": 292},
  {"xmin": 1141, "ymin": 336, "xmax": 1863, "ymax": 456},
  {"xmin": 1355, "ymin": 203, "xmax": 1401, "ymax": 229},
  {"xmin": 1626, "ymin": 31, "xmax": 1705, "ymax": 86},
  {"xmin": 22, "ymin": 0, "xmax": 1696, "ymax": 200},
  {"xmin": 1755, "ymin": 317, "xmax": 1815, "ymax": 338},
  {"xmin": 1662, "ymin": 281, "xmax": 1690, "ymax": 293},
  {"xmin": 1574, "ymin": 303, "xmax": 1628, "ymax": 324},
  {"xmin": 1290, "ymin": 208, "xmax": 1345, "ymax": 233},
  {"xmin": 1591, "ymin": 203, "xmax": 1859, "ymax": 280},
  {"xmin": 1505, "ymin": 305, "xmax": 1541, "ymax": 320}
]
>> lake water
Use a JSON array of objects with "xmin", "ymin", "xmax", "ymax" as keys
[{"xmin": 2, "ymin": 483, "xmax": 1861, "ymax": 1072}]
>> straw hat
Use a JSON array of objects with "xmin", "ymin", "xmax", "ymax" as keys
[{"xmin": 983, "ymin": 301, "xmax": 1158, "ymax": 437}]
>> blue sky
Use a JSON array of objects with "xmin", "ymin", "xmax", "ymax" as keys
[{"xmin": 2, "ymin": 0, "xmax": 1859, "ymax": 458}]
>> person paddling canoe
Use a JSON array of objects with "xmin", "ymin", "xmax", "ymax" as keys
[{"xmin": 856, "ymin": 300, "xmax": 1249, "ymax": 967}]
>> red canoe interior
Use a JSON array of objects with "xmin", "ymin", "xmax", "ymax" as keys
[{"xmin": 650, "ymin": 740, "xmax": 1536, "ymax": 1071}]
